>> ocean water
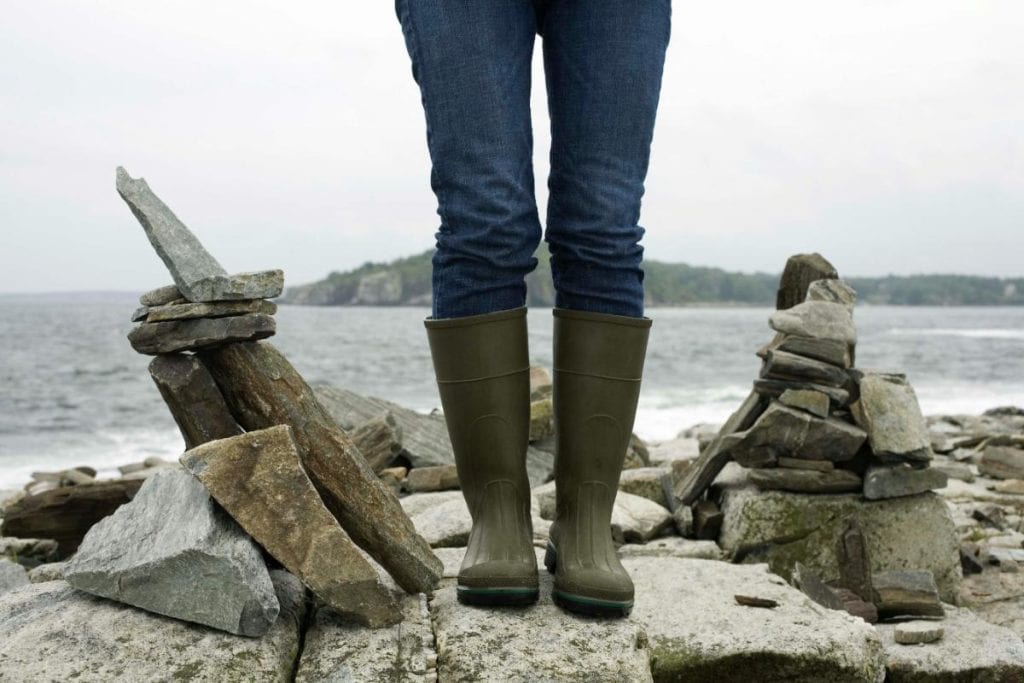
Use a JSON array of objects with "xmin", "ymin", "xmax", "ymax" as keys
[{"xmin": 1, "ymin": 294, "xmax": 1022, "ymax": 488}]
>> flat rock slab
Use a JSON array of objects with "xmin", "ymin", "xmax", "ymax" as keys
[
  {"xmin": 625, "ymin": 557, "xmax": 885, "ymax": 682},
  {"xmin": 851, "ymin": 373, "xmax": 931, "ymax": 462},
  {"xmin": 876, "ymin": 606, "xmax": 1024, "ymax": 681},
  {"xmin": 748, "ymin": 466, "xmax": 862, "ymax": 494},
  {"xmin": 296, "ymin": 593, "xmax": 435, "ymax": 682},
  {"xmin": 0, "ymin": 571, "xmax": 305, "ymax": 682},
  {"xmin": 128, "ymin": 313, "xmax": 276, "ymax": 355},
  {"xmin": 730, "ymin": 402, "xmax": 866, "ymax": 466},
  {"xmin": 770, "ymin": 301, "xmax": 857, "ymax": 344},
  {"xmin": 65, "ymin": 469, "xmax": 279, "ymax": 637},
  {"xmin": 182, "ymin": 426, "xmax": 401, "ymax": 627},
  {"xmin": 430, "ymin": 549, "xmax": 653, "ymax": 682},
  {"xmin": 716, "ymin": 473, "xmax": 961, "ymax": 602},
  {"xmin": 863, "ymin": 465, "xmax": 947, "ymax": 500},
  {"xmin": 145, "ymin": 298, "xmax": 277, "ymax": 323}
]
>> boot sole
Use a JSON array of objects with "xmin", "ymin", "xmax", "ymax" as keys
[
  {"xmin": 544, "ymin": 542, "xmax": 633, "ymax": 618},
  {"xmin": 456, "ymin": 585, "xmax": 539, "ymax": 607}
]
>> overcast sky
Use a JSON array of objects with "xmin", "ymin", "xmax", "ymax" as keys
[{"xmin": 1, "ymin": 1, "xmax": 1022, "ymax": 294}]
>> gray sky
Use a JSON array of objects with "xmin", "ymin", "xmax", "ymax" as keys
[{"xmin": 1, "ymin": 1, "xmax": 1022, "ymax": 294}]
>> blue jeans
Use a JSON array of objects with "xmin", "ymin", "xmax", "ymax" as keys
[{"xmin": 394, "ymin": 0, "xmax": 671, "ymax": 319}]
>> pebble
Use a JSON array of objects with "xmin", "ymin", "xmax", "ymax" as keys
[{"xmin": 894, "ymin": 622, "xmax": 944, "ymax": 645}]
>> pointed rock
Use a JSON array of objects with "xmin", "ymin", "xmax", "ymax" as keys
[
  {"xmin": 65, "ymin": 469, "xmax": 279, "ymax": 636},
  {"xmin": 181, "ymin": 426, "xmax": 402, "ymax": 627},
  {"xmin": 776, "ymin": 253, "xmax": 839, "ymax": 310},
  {"xmin": 148, "ymin": 354, "xmax": 242, "ymax": 449}
]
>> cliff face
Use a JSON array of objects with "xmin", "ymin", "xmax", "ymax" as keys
[{"xmin": 280, "ymin": 249, "xmax": 1024, "ymax": 307}]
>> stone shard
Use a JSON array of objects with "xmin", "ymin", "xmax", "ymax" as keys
[
  {"xmin": 0, "ymin": 570, "xmax": 306, "ymax": 681},
  {"xmin": 145, "ymin": 298, "xmax": 277, "ymax": 323},
  {"xmin": 64, "ymin": 469, "xmax": 279, "ymax": 636},
  {"xmin": 0, "ymin": 479, "xmax": 143, "ymax": 558},
  {"xmin": 627, "ymin": 556, "xmax": 885, "ymax": 682},
  {"xmin": 181, "ymin": 426, "xmax": 402, "ymax": 627},
  {"xmin": 128, "ymin": 313, "xmax": 276, "ymax": 355},
  {"xmin": 979, "ymin": 445, "xmax": 1024, "ymax": 480},
  {"xmin": 806, "ymin": 278, "xmax": 857, "ymax": 310},
  {"xmin": 139, "ymin": 284, "xmax": 183, "ymax": 306},
  {"xmin": 692, "ymin": 500, "xmax": 724, "ymax": 540},
  {"xmin": 770, "ymin": 301, "xmax": 857, "ymax": 344},
  {"xmin": 618, "ymin": 467, "xmax": 671, "ymax": 507},
  {"xmin": 850, "ymin": 372, "xmax": 932, "ymax": 464},
  {"xmin": 148, "ymin": 354, "xmax": 242, "ymax": 449},
  {"xmin": 753, "ymin": 377, "xmax": 851, "ymax": 406},
  {"xmin": 862, "ymin": 465, "xmax": 948, "ymax": 500},
  {"xmin": 762, "ymin": 349, "xmax": 851, "ymax": 388},
  {"xmin": 729, "ymin": 402, "xmax": 867, "ymax": 467},
  {"xmin": 198, "ymin": 343, "xmax": 443, "ymax": 594},
  {"xmin": 792, "ymin": 562, "xmax": 846, "ymax": 610},
  {"xmin": 748, "ymin": 467, "xmax": 862, "ymax": 494},
  {"xmin": 872, "ymin": 570, "xmax": 944, "ymax": 619},
  {"xmin": 670, "ymin": 390, "xmax": 768, "ymax": 506},
  {"xmin": 837, "ymin": 518, "xmax": 874, "ymax": 602},
  {"xmin": 778, "ymin": 388, "xmax": 831, "ymax": 418},
  {"xmin": 777, "ymin": 456, "xmax": 834, "ymax": 471},
  {"xmin": 776, "ymin": 253, "xmax": 839, "ymax": 310},
  {"xmin": 834, "ymin": 587, "xmax": 880, "ymax": 624},
  {"xmin": 116, "ymin": 167, "xmax": 229, "ymax": 299},
  {"xmin": 716, "ymin": 472, "xmax": 961, "ymax": 602}
]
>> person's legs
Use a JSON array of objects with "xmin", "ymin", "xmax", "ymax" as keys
[
  {"xmin": 394, "ymin": 0, "xmax": 544, "ymax": 319},
  {"xmin": 540, "ymin": 0, "xmax": 671, "ymax": 318}
]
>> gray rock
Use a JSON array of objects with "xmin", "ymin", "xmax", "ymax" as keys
[
  {"xmin": 748, "ymin": 467, "xmax": 862, "ymax": 494},
  {"xmin": 872, "ymin": 570, "xmax": 944, "ymax": 618},
  {"xmin": 535, "ymin": 486, "xmax": 671, "ymax": 544},
  {"xmin": 116, "ymin": 167, "xmax": 229, "ymax": 300},
  {"xmin": 130, "ymin": 305, "xmax": 149, "ymax": 322},
  {"xmin": 145, "ymin": 298, "xmax": 277, "ymax": 323},
  {"xmin": 776, "ymin": 253, "xmax": 839, "ymax": 311},
  {"xmin": 65, "ymin": 469, "xmax": 279, "ymax": 637},
  {"xmin": 778, "ymin": 388, "xmax": 831, "ymax": 418},
  {"xmin": 863, "ymin": 465, "xmax": 948, "ymax": 500},
  {"xmin": 770, "ymin": 335, "xmax": 853, "ymax": 368},
  {"xmin": 930, "ymin": 460, "xmax": 975, "ymax": 483},
  {"xmin": 128, "ymin": 313, "xmax": 276, "ymax": 355},
  {"xmin": 851, "ymin": 373, "xmax": 932, "ymax": 464},
  {"xmin": 837, "ymin": 519, "xmax": 874, "ymax": 602},
  {"xmin": 777, "ymin": 456, "xmax": 834, "ymax": 471},
  {"xmin": 716, "ymin": 472, "xmax": 961, "ymax": 602},
  {"xmin": 626, "ymin": 556, "xmax": 885, "ymax": 682},
  {"xmin": 350, "ymin": 411, "xmax": 404, "ymax": 472},
  {"xmin": 618, "ymin": 467, "xmax": 670, "ymax": 506},
  {"xmin": 0, "ymin": 571, "xmax": 305, "ymax": 681},
  {"xmin": 806, "ymin": 278, "xmax": 857, "ymax": 310},
  {"xmin": 754, "ymin": 377, "xmax": 851, "ymax": 406},
  {"xmin": 762, "ymin": 349, "xmax": 851, "ymax": 388},
  {"xmin": 0, "ymin": 559, "xmax": 29, "ymax": 595},
  {"xmin": 876, "ymin": 607, "xmax": 1024, "ymax": 680},
  {"xmin": 27, "ymin": 561, "xmax": 67, "ymax": 583},
  {"xmin": 893, "ymin": 622, "xmax": 944, "ymax": 645},
  {"xmin": 0, "ymin": 536, "xmax": 59, "ymax": 564},
  {"xmin": 728, "ymin": 402, "xmax": 867, "ymax": 467},
  {"xmin": 149, "ymin": 354, "xmax": 242, "ymax": 450},
  {"xmin": 405, "ymin": 464, "xmax": 460, "ymax": 493},
  {"xmin": 617, "ymin": 536, "xmax": 723, "ymax": 560},
  {"xmin": 792, "ymin": 562, "xmax": 847, "ymax": 610},
  {"xmin": 769, "ymin": 301, "xmax": 857, "ymax": 344},
  {"xmin": 139, "ymin": 283, "xmax": 182, "ymax": 306},
  {"xmin": 979, "ymin": 445, "xmax": 1024, "ymax": 480},
  {"xmin": 431, "ymin": 550, "xmax": 653, "ymax": 682},
  {"xmin": 295, "ymin": 594, "xmax": 436, "ymax": 682}
]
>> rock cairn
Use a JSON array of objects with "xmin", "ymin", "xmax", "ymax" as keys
[{"xmin": 673, "ymin": 252, "xmax": 948, "ymax": 505}]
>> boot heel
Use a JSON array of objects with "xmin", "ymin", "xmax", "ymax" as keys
[{"xmin": 544, "ymin": 541, "xmax": 557, "ymax": 573}]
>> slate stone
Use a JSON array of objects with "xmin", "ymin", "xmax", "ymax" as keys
[
  {"xmin": 728, "ymin": 402, "xmax": 867, "ymax": 467},
  {"xmin": 762, "ymin": 334, "xmax": 853, "ymax": 368},
  {"xmin": 130, "ymin": 305, "xmax": 149, "ymax": 322},
  {"xmin": 851, "ymin": 372, "xmax": 932, "ymax": 464},
  {"xmin": 349, "ymin": 411, "xmax": 404, "ymax": 472},
  {"xmin": 778, "ymin": 388, "xmax": 831, "ymax": 418},
  {"xmin": 792, "ymin": 562, "xmax": 846, "ymax": 610},
  {"xmin": 837, "ymin": 519, "xmax": 874, "ymax": 602},
  {"xmin": 139, "ymin": 284, "xmax": 182, "ymax": 306},
  {"xmin": 692, "ymin": 500, "xmax": 724, "ymax": 540},
  {"xmin": 128, "ymin": 313, "xmax": 276, "ymax": 355},
  {"xmin": 769, "ymin": 301, "xmax": 856, "ymax": 344},
  {"xmin": 145, "ymin": 298, "xmax": 277, "ymax": 323},
  {"xmin": 116, "ymin": 167, "xmax": 229, "ymax": 300},
  {"xmin": 776, "ymin": 253, "xmax": 839, "ymax": 310},
  {"xmin": 0, "ymin": 571, "xmax": 305, "ymax": 681},
  {"xmin": 0, "ymin": 559, "xmax": 29, "ymax": 595},
  {"xmin": 762, "ymin": 350, "xmax": 850, "ymax": 388},
  {"xmin": 753, "ymin": 377, "xmax": 851, "ymax": 406},
  {"xmin": 806, "ymin": 278, "xmax": 857, "ymax": 310},
  {"xmin": 716, "ymin": 470, "xmax": 961, "ymax": 602},
  {"xmin": 181, "ymin": 426, "xmax": 402, "ymax": 627},
  {"xmin": 863, "ymin": 465, "xmax": 948, "ymax": 500},
  {"xmin": 979, "ymin": 445, "xmax": 1024, "ymax": 480},
  {"xmin": 627, "ymin": 556, "xmax": 886, "ymax": 682},
  {"xmin": 148, "ymin": 354, "xmax": 242, "ymax": 449},
  {"xmin": 777, "ymin": 456, "xmax": 834, "ymax": 471},
  {"xmin": 834, "ymin": 587, "xmax": 880, "ymax": 624},
  {"xmin": 872, "ymin": 570, "xmax": 944, "ymax": 619},
  {"xmin": 199, "ymin": 343, "xmax": 443, "ymax": 594},
  {"xmin": 65, "ymin": 469, "xmax": 279, "ymax": 636},
  {"xmin": 185, "ymin": 270, "xmax": 284, "ymax": 303},
  {"xmin": 748, "ymin": 467, "xmax": 862, "ymax": 494}
]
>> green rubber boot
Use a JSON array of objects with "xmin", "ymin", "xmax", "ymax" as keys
[
  {"xmin": 544, "ymin": 307, "xmax": 652, "ymax": 618},
  {"xmin": 424, "ymin": 306, "xmax": 539, "ymax": 606}
]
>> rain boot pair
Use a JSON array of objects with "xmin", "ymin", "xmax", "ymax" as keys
[{"xmin": 424, "ymin": 306, "xmax": 651, "ymax": 617}]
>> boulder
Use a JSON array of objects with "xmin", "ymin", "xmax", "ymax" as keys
[
  {"xmin": 776, "ymin": 253, "xmax": 839, "ymax": 310},
  {"xmin": 0, "ymin": 558, "xmax": 29, "ymax": 595},
  {"xmin": 850, "ymin": 373, "xmax": 932, "ymax": 464},
  {"xmin": 0, "ymin": 571, "xmax": 305, "ymax": 681},
  {"xmin": 728, "ymin": 402, "xmax": 866, "ymax": 467},
  {"xmin": 769, "ymin": 301, "xmax": 856, "ymax": 344},
  {"xmin": 625, "ymin": 556, "xmax": 885, "ymax": 682},
  {"xmin": 181, "ymin": 426, "xmax": 401, "ymax": 627},
  {"xmin": 618, "ymin": 467, "xmax": 670, "ymax": 506},
  {"xmin": 716, "ymin": 471, "xmax": 961, "ymax": 602},
  {"xmin": 875, "ymin": 607, "xmax": 1024, "ymax": 681},
  {"xmin": 65, "ymin": 469, "xmax": 279, "ymax": 637},
  {"xmin": 862, "ymin": 465, "xmax": 948, "ymax": 500},
  {"xmin": 128, "ymin": 313, "xmax": 276, "ymax": 355},
  {"xmin": 979, "ymin": 445, "xmax": 1024, "ymax": 480}
]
